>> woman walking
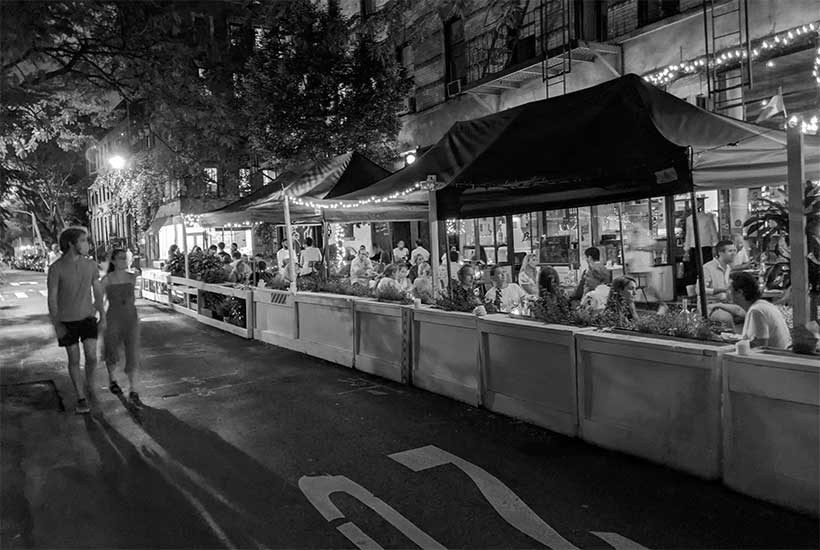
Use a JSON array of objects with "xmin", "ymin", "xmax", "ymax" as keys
[{"xmin": 102, "ymin": 249, "xmax": 141, "ymax": 402}]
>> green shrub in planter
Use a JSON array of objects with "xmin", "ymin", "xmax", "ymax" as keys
[{"xmin": 375, "ymin": 285, "xmax": 412, "ymax": 304}]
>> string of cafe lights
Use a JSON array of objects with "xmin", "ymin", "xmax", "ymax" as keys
[{"xmin": 643, "ymin": 21, "xmax": 819, "ymax": 89}]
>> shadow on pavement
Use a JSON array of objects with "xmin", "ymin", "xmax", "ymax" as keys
[
  {"xmin": 82, "ymin": 413, "xmax": 227, "ymax": 549},
  {"xmin": 115, "ymin": 396, "xmax": 320, "ymax": 549}
]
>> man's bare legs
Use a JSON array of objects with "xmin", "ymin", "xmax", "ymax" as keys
[{"xmin": 65, "ymin": 344, "xmax": 85, "ymax": 400}]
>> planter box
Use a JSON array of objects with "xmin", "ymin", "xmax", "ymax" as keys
[
  {"xmin": 354, "ymin": 300, "xmax": 410, "ymax": 383},
  {"xmin": 412, "ymin": 308, "xmax": 480, "ymax": 405},
  {"xmin": 196, "ymin": 283, "xmax": 253, "ymax": 339},
  {"xmin": 294, "ymin": 293, "xmax": 357, "ymax": 367},
  {"xmin": 479, "ymin": 315, "xmax": 586, "ymax": 437},
  {"xmin": 253, "ymin": 288, "xmax": 302, "ymax": 353},
  {"xmin": 723, "ymin": 350, "xmax": 819, "ymax": 515},
  {"xmin": 576, "ymin": 331, "xmax": 732, "ymax": 478}
]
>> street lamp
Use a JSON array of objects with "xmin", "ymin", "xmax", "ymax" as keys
[{"xmin": 108, "ymin": 155, "xmax": 126, "ymax": 170}]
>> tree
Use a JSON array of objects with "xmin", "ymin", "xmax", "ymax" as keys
[{"xmin": 241, "ymin": 0, "xmax": 411, "ymax": 170}]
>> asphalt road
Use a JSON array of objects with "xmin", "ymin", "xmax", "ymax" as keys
[{"xmin": 1, "ymin": 268, "xmax": 817, "ymax": 549}]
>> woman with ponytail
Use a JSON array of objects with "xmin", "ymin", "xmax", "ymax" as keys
[{"xmin": 101, "ymin": 248, "xmax": 141, "ymax": 402}]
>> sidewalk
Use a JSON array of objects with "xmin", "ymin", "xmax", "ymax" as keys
[{"xmin": 1, "ymin": 296, "xmax": 818, "ymax": 549}]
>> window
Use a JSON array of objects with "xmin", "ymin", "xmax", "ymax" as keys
[
  {"xmin": 253, "ymin": 26, "xmax": 266, "ymax": 50},
  {"xmin": 232, "ymin": 72, "xmax": 242, "ymax": 97},
  {"xmin": 238, "ymin": 168, "xmax": 251, "ymax": 197},
  {"xmin": 261, "ymin": 169, "xmax": 277, "ymax": 185},
  {"xmin": 192, "ymin": 13, "xmax": 213, "ymax": 45},
  {"xmin": 638, "ymin": 0, "xmax": 680, "ymax": 27},
  {"xmin": 204, "ymin": 167, "xmax": 219, "ymax": 197},
  {"xmin": 444, "ymin": 17, "xmax": 466, "ymax": 93},
  {"xmin": 228, "ymin": 22, "xmax": 243, "ymax": 47},
  {"xmin": 360, "ymin": 0, "xmax": 376, "ymax": 19}
]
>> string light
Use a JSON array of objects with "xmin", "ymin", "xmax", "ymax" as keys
[
  {"xmin": 642, "ymin": 21, "xmax": 819, "ymax": 90},
  {"xmin": 286, "ymin": 180, "xmax": 435, "ymax": 210}
]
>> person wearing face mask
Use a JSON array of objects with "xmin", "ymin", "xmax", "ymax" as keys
[{"xmin": 484, "ymin": 265, "xmax": 530, "ymax": 313}]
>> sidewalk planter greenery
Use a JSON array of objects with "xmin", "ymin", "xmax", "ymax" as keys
[
  {"xmin": 294, "ymin": 292, "xmax": 357, "ymax": 367},
  {"xmin": 140, "ymin": 269, "xmax": 170, "ymax": 305},
  {"xmin": 196, "ymin": 282, "xmax": 253, "ymax": 339},
  {"xmin": 478, "ymin": 315, "xmax": 586, "ymax": 437},
  {"xmin": 353, "ymin": 300, "xmax": 410, "ymax": 383},
  {"xmin": 576, "ymin": 331, "xmax": 732, "ymax": 479},
  {"xmin": 412, "ymin": 308, "xmax": 480, "ymax": 405},
  {"xmin": 169, "ymin": 276, "xmax": 201, "ymax": 318},
  {"xmin": 723, "ymin": 350, "xmax": 819, "ymax": 515},
  {"xmin": 252, "ymin": 288, "xmax": 302, "ymax": 353}
]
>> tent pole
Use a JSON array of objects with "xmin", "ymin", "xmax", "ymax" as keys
[
  {"xmin": 689, "ymin": 190, "xmax": 709, "ymax": 318},
  {"xmin": 321, "ymin": 213, "xmax": 330, "ymax": 279},
  {"xmin": 428, "ymin": 190, "xmax": 441, "ymax": 295},
  {"xmin": 284, "ymin": 194, "xmax": 298, "ymax": 293},
  {"xmin": 787, "ymin": 125, "xmax": 809, "ymax": 327},
  {"xmin": 180, "ymin": 214, "xmax": 189, "ymax": 280}
]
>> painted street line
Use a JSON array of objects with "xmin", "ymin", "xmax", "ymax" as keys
[
  {"xmin": 40, "ymin": 290, "xmax": 48, "ymax": 296},
  {"xmin": 14, "ymin": 292, "xmax": 28, "ymax": 299},
  {"xmin": 9, "ymin": 281, "xmax": 38, "ymax": 286},
  {"xmin": 300, "ymin": 445, "xmax": 649, "ymax": 550},
  {"xmin": 299, "ymin": 475, "xmax": 446, "ymax": 550},
  {"xmin": 389, "ymin": 445, "xmax": 579, "ymax": 549}
]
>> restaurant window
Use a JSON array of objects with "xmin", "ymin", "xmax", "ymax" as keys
[
  {"xmin": 238, "ymin": 168, "xmax": 252, "ymax": 197},
  {"xmin": 444, "ymin": 17, "xmax": 466, "ymax": 95},
  {"xmin": 204, "ymin": 167, "xmax": 219, "ymax": 198}
]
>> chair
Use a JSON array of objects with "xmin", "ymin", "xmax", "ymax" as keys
[{"xmin": 631, "ymin": 271, "xmax": 651, "ymax": 303}]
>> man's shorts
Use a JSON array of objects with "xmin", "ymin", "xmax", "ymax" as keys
[{"xmin": 57, "ymin": 317, "xmax": 98, "ymax": 347}]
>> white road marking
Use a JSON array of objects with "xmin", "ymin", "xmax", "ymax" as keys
[
  {"xmin": 40, "ymin": 290, "xmax": 48, "ymax": 296},
  {"xmin": 389, "ymin": 445, "xmax": 578, "ymax": 549},
  {"xmin": 336, "ymin": 522, "xmax": 382, "ymax": 550},
  {"xmin": 14, "ymin": 292, "xmax": 28, "ymax": 299},
  {"xmin": 299, "ymin": 475, "xmax": 445, "ymax": 550},
  {"xmin": 9, "ymin": 282, "xmax": 19, "ymax": 286}
]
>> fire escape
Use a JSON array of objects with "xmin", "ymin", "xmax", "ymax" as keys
[
  {"xmin": 464, "ymin": 0, "xmax": 621, "ymax": 104},
  {"xmin": 703, "ymin": 0, "xmax": 753, "ymax": 118}
]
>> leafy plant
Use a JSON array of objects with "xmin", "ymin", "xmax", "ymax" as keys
[{"xmin": 376, "ymin": 285, "xmax": 412, "ymax": 304}]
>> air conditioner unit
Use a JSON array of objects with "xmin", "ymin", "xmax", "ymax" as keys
[{"xmin": 446, "ymin": 78, "xmax": 464, "ymax": 97}]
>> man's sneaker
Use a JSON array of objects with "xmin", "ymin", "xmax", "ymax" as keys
[{"xmin": 75, "ymin": 399, "xmax": 91, "ymax": 414}]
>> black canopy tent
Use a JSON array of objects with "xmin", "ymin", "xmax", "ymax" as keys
[
  {"xmin": 199, "ymin": 152, "xmax": 397, "ymax": 227},
  {"xmin": 334, "ymin": 73, "xmax": 819, "ymax": 310},
  {"xmin": 336, "ymin": 74, "xmax": 819, "ymax": 219}
]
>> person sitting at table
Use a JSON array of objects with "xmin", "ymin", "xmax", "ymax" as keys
[
  {"xmin": 251, "ymin": 261, "xmax": 273, "ymax": 287},
  {"xmin": 376, "ymin": 264, "xmax": 405, "ymax": 297},
  {"xmin": 452, "ymin": 264, "xmax": 484, "ymax": 314},
  {"xmin": 413, "ymin": 262, "xmax": 435, "ymax": 304},
  {"xmin": 396, "ymin": 263, "xmax": 412, "ymax": 293},
  {"xmin": 484, "ymin": 265, "xmax": 530, "ymax": 314},
  {"xmin": 392, "ymin": 240, "xmax": 409, "ymax": 264},
  {"xmin": 538, "ymin": 266, "xmax": 564, "ymax": 299},
  {"xmin": 517, "ymin": 253, "xmax": 539, "ymax": 295},
  {"xmin": 605, "ymin": 276, "xmax": 639, "ymax": 323},
  {"xmin": 579, "ymin": 265, "xmax": 611, "ymax": 312},
  {"xmin": 701, "ymin": 239, "xmax": 736, "ymax": 301},
  {"xmin": 570, "ymin": 247, "xmax": 605, "ymax": 300},
  {"xmin": 438, "ymin": 250, "xmax": 462, "ymax": 289},
  {"xmin": 730, "ymin": 271, "xmax": 791, "ymax": 349},
  {"xmin": 731, "ymin": 234, "xmax": 755, "ymax": 270},
  {"xmin": 350, "ymin": 248, "xmax": 375, "ymax": 286}
]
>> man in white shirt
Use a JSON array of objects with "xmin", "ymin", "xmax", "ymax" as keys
[
  {"xmin": 730, "ymin": 272, "xmax": 791, "ymax": 349},
  {"xmin": 299, "ymin": 237, "xmax": 323, "ymax": 276},
  {"xmin": 276, "ymin": 241, "xmax": 292, "ymax": 271},
  {"xmin": 350, "ymin": 248, "xmax": 374, "ymax": 285},
  {"xmin": 392, "ymin": 240, "xmax": 409, "ymax": 264},
  {"xmin": 701, "ymin": 240, "xmax": 736, "ymax": 301},
  {"xmin": 410, "ymin": 240, "xmax": 430, "ymax": 266},
  {"xmin": 484, "ymin": 265, "xmax": 530, "ymax": 313},
  {"xmin": 731, "ymin": 235, "xmax": 753, "ymax": 270}
]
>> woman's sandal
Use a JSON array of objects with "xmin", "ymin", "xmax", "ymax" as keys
[{"xmin": 109, "ymin": 381, "xmax": 123, "ymax": 395}]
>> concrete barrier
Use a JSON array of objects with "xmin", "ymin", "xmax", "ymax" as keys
[
  {"xmin": 253, "ymin": 288, "xmax": 302, "ymax": 353},
  {"xmin": 576, "ymin": 331, "xmax": 731, "ymax": 479},
  {"xmin": 412, "ymin": 308, "xmax": 480, "ymax": 405},
  {"xmin": 479, "ymin": 316, "xmax": 585, "ymax": 437},
  {"xmin": 723, "ymin": 350, "xmax": 819, "ymax": 515},
  {"xmin": 353, "ymin": 300, "xmax": 410, "ymax": 383},
  {"xmin": 295, "ymin": 293, "xmax": 356, "ymax": 367}
]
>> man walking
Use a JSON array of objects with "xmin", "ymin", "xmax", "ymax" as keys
[{"xmin": 47, "ymin": 227, "xmax": 105, "ymax": 414}]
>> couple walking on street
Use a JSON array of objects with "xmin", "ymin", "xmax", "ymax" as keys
[{"xmin": 47, "ymin": 227, "xmax": 142, "ymax": 414}]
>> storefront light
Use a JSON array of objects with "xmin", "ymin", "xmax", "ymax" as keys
[{"xmin": 108, "ymin": 155, "xmax": 126, "ymax": 170}]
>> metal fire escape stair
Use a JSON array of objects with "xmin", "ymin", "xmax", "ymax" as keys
[
  {"xmin": 704, "ymin": 0, "xmax": 752, "ymax": 117},
  {"xmin": 542, "ymin": 0, "xmax": 570, "ymax": 97}
]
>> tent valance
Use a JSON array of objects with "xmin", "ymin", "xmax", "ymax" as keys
[{"xmin": 336, "ymin": 74, "xmax": 819, "ymax": 219}]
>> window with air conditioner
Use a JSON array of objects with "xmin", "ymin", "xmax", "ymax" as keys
[
  {"xmin": 204, "ymin": 167, "xmax": 219, "ymax": 198},
  {"xmin": 444, "ymin": 17, "xmax": 466, "ymax": 97},
  {"xmin": 238, "ymin": 168, "xmax": 252, "ymax": 197},
  {"xmin": 396, "ymin": 43, "xmax": 416, "ymax": 113}
]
